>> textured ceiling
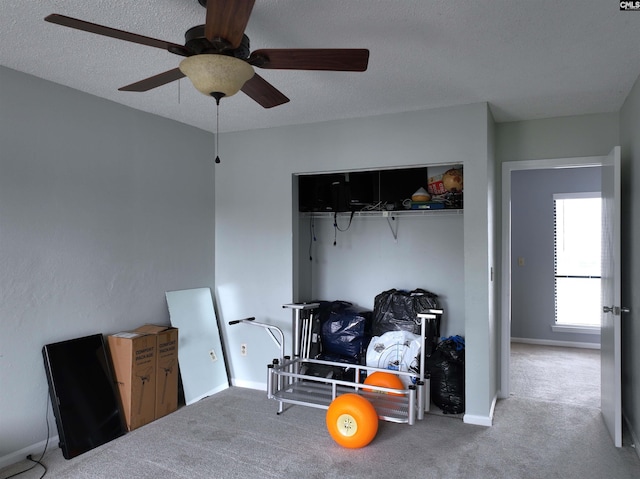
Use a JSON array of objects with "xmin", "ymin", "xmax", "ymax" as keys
[{"xmin": 3, "ymin": 1, "xmax": 640, "ymax": 133}]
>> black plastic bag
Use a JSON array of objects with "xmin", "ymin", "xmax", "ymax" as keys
[
  {"xmin": 428, "ymin": 335, "xmax": 465, "ymax": 414},
  {"xmin": 372, "ymin": 289, "xmax": 440, "ymax": 337},
  {"xmin": 317, "ymin": 301, "xmax": 371, "ymax": 363},
  {"xmin": 304, "ymin": 353, "xmax": 357, "ymax": 382}
]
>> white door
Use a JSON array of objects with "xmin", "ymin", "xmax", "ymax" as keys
[{"xmin": 600, "ymin": 146, "xmax": 623, "ymax": 447}]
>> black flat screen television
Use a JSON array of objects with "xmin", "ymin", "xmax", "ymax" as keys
[{"xmin": 42, "ymin": 334, "xmax": 126, "ymax": 459}]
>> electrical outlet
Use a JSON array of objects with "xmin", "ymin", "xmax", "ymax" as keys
[
  {"xmin": 209, "ymin": 349, "xmax": 217, "ymax": 362},
  {"xmin": 240, "ymin": 343, "xmax": 247, "ymax": 356}
]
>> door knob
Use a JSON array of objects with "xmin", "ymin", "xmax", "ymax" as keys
[{"xmin": 603, "ymin": 306, "xmax": 631, "ymax": 314}]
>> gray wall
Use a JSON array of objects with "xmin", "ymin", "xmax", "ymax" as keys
[
  {"xmin": 510, "ymin": 167, "xmax": 602, "ymax": 344},
  {"xmin": 0, "ymin": 67, "xmax": 215, "ymax": 463},
  {"xmin": 620, "ymin": 73, "xmax": 640, "ymax": 456},
  {"xmin": 304, "ymin": 212, "xmax": 465, "ymax": 339},
  {"xmin": 214, "ymin": 103, "xmax": 498, "ymax": 424},
  {"xmin": 495, "ymin": 113, "xmax": 619, "ymax": 161}
]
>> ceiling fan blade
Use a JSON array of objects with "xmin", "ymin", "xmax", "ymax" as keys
[
  {"xmin": 249, "ymin": 49, "xmax": 370, "ymax": 71},
  {"xmin": 205, "ymin": 0, "xmax": 255, "ymax": 49},
  {"xmin": 45, "ymin": 14, "xmax": 189, "ymax": 54},
  {"xmin": 241, "ymin": 74, "xmax": 290, "ymax": 108},
  {"xmin": 118, "ymin": 68, "xmax": 186, "ymax": 92}
]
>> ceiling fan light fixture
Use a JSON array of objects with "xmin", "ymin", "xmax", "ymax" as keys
[{"xmin": 179, "ymin": 54, "xmax": 254, "ymax": 98}]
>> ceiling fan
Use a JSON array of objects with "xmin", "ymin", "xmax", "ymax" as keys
[{"xmin": 45, "ymin": 0, "xmax": 370, "ymax": 108}]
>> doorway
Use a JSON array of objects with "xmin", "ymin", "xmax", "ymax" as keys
[{"xmin": 500, "ymin": 156, "xmax": 605, "ymax": 399}]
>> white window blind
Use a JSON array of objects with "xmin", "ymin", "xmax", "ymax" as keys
[{"xmin": 553, "ymin": 193, "xmax": 601, "ymax": 327}]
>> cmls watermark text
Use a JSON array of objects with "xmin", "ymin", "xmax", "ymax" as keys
[{"xmin": 621, "ymin": 1, "xmax": 640, "ymax": 10}]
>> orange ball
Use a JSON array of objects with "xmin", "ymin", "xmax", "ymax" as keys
[
  {"xmin": 326, "ymin": 394, "xmax": 378, "ymax": 448},
  {"xmin": 363, "ymin": 371, "xmax": 404, "ymax": 396}
]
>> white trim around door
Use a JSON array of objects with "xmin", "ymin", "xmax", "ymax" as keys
[{"xmin": 500, "ymin": 155, "xmax": 605, "ymax": 399}]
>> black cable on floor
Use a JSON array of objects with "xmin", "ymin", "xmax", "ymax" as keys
[{"xmin": 2, "ymin": 396, "xmax": 50, "ymax": 479}]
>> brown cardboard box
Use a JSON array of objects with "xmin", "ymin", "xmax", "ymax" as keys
[
  {"xmin": 134, "ymin": 324, "xmax": 179, "ymax": 419},
  {"xmin": 107, "ymin": 332, "xmax": 156, "ymax": 431}
]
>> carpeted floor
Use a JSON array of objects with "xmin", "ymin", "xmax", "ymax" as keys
[
  {"xmin": 2, "ymin": 344, "xmax": 638, "ymax": 479},
  {"xmin": 509, "ymin": 342, "xmax": 600, "ymax": 408}
]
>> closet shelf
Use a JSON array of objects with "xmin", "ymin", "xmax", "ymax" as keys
[{"xmin": 302, "ymin": 209, "xmax": 463, "ymax": 218}]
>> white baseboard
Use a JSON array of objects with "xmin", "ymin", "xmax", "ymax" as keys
[
  {"xmin": 511, "ymin": 337, "xmax": 600, "ymax": 350},
  {"xmin": 463, "ymin": 413, "xmax": 492, "ymax": 427},
  {"xmin": 185, "ymin": 382, "xmax": 231, "ymax": 406},
  {"xmin": 489, "ymin": 394, "xmax": 497, "ymax": 421},
  {"xmin": 551, "ymin": 325, "xmax": 600, "ymax": 335},
  {"xmin": 463, "ymin": 395, "xmax": 496, "ymax": 427},
  {"xmin": 623, "ymin": 413, "xmax": 640, "ymax": 460},
  {"xmin": 230, "ymin": 378, "xmax": 267, "ymax": 391},
  {"xmin": 0, "ymin": 435, "xmax": 58, "ymax": 470}
]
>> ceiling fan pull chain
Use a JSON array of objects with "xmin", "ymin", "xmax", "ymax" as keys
[{"xmin": 214, "ymin": 97, "xmax": 221, "ymax": 164}]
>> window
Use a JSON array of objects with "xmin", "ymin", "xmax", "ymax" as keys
[{"xmin": 553, "ymin": 193, "xmax": 601, "ymax": 328}]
